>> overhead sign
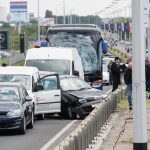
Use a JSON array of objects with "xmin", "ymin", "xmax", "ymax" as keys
[
  {"xmin": 10, "ymin": 1, "xmax": 27, "ymax": 13},
  {"xmin": 0, "ymin": 31, "xmax": 8, "ymax": 50},
  {"xmin": 40, "ymin": 18, "xmax": 54, "ymax": 26}
]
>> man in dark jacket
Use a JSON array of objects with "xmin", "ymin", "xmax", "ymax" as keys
[
  {"xmin": 145, "ymin": 59, "xmax": 150, "ymax": 98},
  {"xmin": 111, "ymin": 57, "xmax": 121, "ymax": 92},
  {"xmin": 124, "ymin": 62, "xmax": 132, "ymax": 110}
]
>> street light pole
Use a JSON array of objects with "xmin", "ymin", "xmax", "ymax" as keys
[
  {"xmin": 132, "ymin": 0, "xmax": 147, "ymax": 149},
  {"xmin": 38, "ymin": 0, "xmax": 40, "ymax": 46}
]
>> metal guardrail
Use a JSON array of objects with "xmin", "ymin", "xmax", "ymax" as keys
[{"xmin": 53, "ymin": 86, "xmax": 127, "ymax": 150}]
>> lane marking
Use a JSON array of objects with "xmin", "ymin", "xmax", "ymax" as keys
[{"xmin": 40, "ymin": 120, "xmax": 77, "ymax": 150}]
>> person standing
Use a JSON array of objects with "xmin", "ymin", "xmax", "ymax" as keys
[
  {"xmin": 111, "ymin": 57, "xmax": 121, "ymax": 92},
  {"xmin": 124, "ymin": 62, "xmax": 132, "ymax": 110},
  {"xmin": 145, "ymin": 58, "xmax": 150, "ymax": 98}
]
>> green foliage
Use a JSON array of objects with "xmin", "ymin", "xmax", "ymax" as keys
[{"xmin": 45, "ymin": 10, "xmax": 53, "ymax": 18}]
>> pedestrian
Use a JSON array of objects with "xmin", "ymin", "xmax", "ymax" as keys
[
  {"xmin": 145, "ymin": 58, "xmax": 150, "ymax": 98},
  {"xmin": 111, "ymin": 57, "xmax": 121, "ymax": 92},
  {"xmin": 124, "ymin": 62, "xmax": 132, "ymax": 110},
  {"xmin": 107, "ymin": 60, "xmax": 113, "ymax": 84},
  {"xmin": 119, "ymin": 59, "xmax": 127, "ymax": 85}
]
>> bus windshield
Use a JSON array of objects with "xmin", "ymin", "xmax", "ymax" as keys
[{"xmin": 46, "ymin": 32, "xmax": 100, "ymax": 74}]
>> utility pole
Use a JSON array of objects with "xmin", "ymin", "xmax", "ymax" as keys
[
  {"xmin": 63, "ymin": 0, "xmax": 65, "ymax": 24},
  {"xmin": 38, "ymin": 0, "xmax": 40, "ymax": 46},
  {"xmin": 132, "ymin": 0, "xmax": 147, "ymax": 149}
]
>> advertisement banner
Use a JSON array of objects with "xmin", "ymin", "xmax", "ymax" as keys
[
  {"xmin": 124, "ymin": 23, "xmax": 128, "ymax": 32},
  {"xmin": 105, "ymin": 24, "xmax": 109, "ymax": 31},
  {"xmin": 0, "ymin": 31, "xmax": 8, "ymax": 50},
  {"xmin": 128, "ymin": 22, "xmax": 132, "ymax": 33},
  {"xmin": 110, "ymin": 24, "xmax": 114, "ymax": 31},
  {"xmin": 40, "ymin": 18, "xmax": 54, "ymax": 26},
  {"xmin": 10, "ymin": 1, "xmax": 27, "ymax": 13},
  {"xmin": 7, "ymin": 13, "xmax": 27, "ymax": 23},
  {"xmin": 114, "ymin": 24, "xmax": 117, "ymax": 32},
  {"xmin": 121, "ymin": 23, "xmax": 124, "ymax": 32},
  {"xmin": 117, "ymin": 23, "xmax": 121, "ymax": 31}
]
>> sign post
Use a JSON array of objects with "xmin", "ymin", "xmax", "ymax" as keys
[{"xmin": 132, "ymin": 0, "xmax": 147, "ymax": 149}]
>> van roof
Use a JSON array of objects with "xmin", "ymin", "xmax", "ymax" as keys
[
  {"xmin": 0, "ymin": 66, "xmax": 39, "ymax": 76},
  {"xmin": 26, "ymin": 47, "xmax": 78, "ymax": 60}
]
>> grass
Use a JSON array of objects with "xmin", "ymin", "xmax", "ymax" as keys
[
  {"xmin": 118, "ymin": 98, "xmax": 150, "ymax": 110},
  {"xmin": 13, "ymin": 60, "xmax": 25, "ymax": 66}
]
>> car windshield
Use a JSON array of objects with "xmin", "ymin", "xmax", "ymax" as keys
[
  {"xmin": 0, "ymin": 75, "xmax": 31, "ymax": 90},
  {"xmin": 60, "ymin": 77, "xmax": 91, "ymax": 91},
  {"xmin": 0, "ymin": 86, "xmax": 20, "ymax": 101},
  {"xmin": 26, "ymin": 59, "xmax": 70, "ymax": 75}
]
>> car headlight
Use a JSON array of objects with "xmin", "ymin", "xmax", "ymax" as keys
[
  {"xmin": 78, "ymin": 99, "xmax": 87, "ymax": 104},
  {"xmin": 7, "ymin": 109, "xmax": 23, "ymax": 117}
]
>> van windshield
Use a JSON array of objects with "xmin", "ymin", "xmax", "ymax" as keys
[
  {"xmin": 26, "ymin": 59, "xmax": 70, "ymax": 75},
  {"xmin": 0, "ymin": 75, "xmax": 31, "ymax": 90}
]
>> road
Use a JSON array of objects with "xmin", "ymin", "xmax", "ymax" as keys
[{"xmin": 0, "ymin": 86, "xmax": 111, "ymax": 150}]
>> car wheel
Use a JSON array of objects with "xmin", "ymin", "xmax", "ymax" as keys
[
  {"xmin": 37, "ymin": 114, "xmax": 44, "ymax": 120},
  {"xmin": 19, "ymin": 116, "xmax": 26, "ymax": 134},
  {"xmin": 27, "ymin": 111, "xmax": 34, "ymax": 129},
  {"xmin": 67, "ymin": 106, "xmax": 76, "ymax": 119}
]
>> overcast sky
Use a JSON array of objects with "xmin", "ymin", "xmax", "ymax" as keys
[{"xmin": 0, "ymin": 0, "xmax": 114, "ymax": 17}]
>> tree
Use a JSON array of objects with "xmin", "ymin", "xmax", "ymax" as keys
[{"xmin": 45, "ymin": 10, "xmax": 53, "ymax": 18}]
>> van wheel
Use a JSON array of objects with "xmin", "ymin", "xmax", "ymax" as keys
[
  {"xmin": 67, "ymin": 106, "xmax": 76, "ymax": 119},
  {"xmin": 37, "ymin": 114, "xmax": 44, "ymax": 120}
]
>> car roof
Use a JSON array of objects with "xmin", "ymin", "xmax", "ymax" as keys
[
  {"xmin": 0, "ymin": 66, "xmax": 39, "ymax": 76},
  {"xmin": 0, "ymin": 82, "xmax": 22, "ymax": 87}
]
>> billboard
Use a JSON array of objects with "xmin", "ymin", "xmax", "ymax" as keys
[
  {"xmin": 0, "ymin": 31, "xmax": 8, "ymax": 50},
  {"xmin": 10, "ymin": 1, "xmax": 27, "ymax": 13},
  {"xmin": 40, "ymin": 18, "xmax": 54, "ymax": 26},
  {"xmin": 7, "ymin": 13, "xmax": 27, "ymax": 23}
]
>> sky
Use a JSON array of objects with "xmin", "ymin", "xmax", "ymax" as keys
[{"xmin": 0, "ymin": 0, "xmax": 113, "ymax": 17}]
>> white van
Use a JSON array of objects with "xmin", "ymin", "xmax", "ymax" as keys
[
  {"xmin": 25, "ymin": 47, "xmax": 84, "ymax": 80},
  {"xmin": 0, "ymin": 66, "xmax": 61, "ymax": 119}
]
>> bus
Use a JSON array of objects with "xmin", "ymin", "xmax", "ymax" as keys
[{"xmin": 45, "ymin": 24, "xmax": 107, "ymax": 90}]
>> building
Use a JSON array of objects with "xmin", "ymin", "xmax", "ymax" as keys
[{"xmin": 0, "ymin": 7, "xmax": 6, "ymax": 22}]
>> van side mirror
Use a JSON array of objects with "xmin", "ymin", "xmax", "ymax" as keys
[
  {"xmin": 33, "ymin": 84, "xmax": 44, "ymax": 92},
  {"xmin": 73, "ymin": 70, "xmax": 79, "ymax": 77},
  {"xmin": 25, "ymin": 96, "xmax": 32, "ymax": 102}
]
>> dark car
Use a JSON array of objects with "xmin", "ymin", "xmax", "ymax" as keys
[
  {"xmin": 0, "ymin": 83, "xmax": 34, "ymax": 134},
  {"xmin": 60, "ymin": 76, "xmax": 107, "ymax": 119},
  {"xmin": 35, "ymin": 73, "xmax": 107, "ymax": 119}
]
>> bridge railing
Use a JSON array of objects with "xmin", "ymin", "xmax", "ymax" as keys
[{"xmin": 54, "ymin": 86, "xmax": 127, "ymax": 150}]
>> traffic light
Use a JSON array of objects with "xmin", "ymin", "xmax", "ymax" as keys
[{"xmin": 20, "ymin": 33, "xmax": 25, "ymax": 53}]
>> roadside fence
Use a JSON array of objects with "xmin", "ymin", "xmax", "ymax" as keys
[{"xmin": 53, "ymin": 86, "xmax": 127, "ymax": 150}]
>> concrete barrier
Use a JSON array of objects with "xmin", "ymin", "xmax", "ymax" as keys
[
  {"xmin": 8, "ymin": 53, "xmax": 25, "ymax": 65},
  {"xmin": 53, "ymin": 86, "xmax": 127, "ymax": 150}
]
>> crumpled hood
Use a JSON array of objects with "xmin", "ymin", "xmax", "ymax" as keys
[{"xmin": 67, "ymin": 88, "xmax": 107, "ymax": 101}]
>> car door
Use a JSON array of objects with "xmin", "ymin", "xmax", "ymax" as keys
[{"xmin": 33, "ymin": 74, "xmax": 61, "ymax": 115}]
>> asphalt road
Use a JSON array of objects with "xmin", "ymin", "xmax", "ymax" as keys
[{"xmin": 0, "ymin": 86, "xmax": 111, "ymax": 150}]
